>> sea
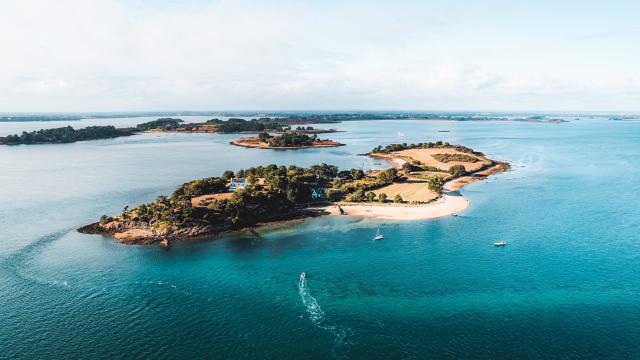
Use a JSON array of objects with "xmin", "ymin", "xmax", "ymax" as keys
[{"xmin": 1, "ymin": 114, "xmax": 639, "ymax": 359}]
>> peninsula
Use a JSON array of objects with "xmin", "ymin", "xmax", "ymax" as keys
[
  {"xmin": 78, "ymin": 142, "xmax": 508, "ymax": 245},
  {"xmin": 324, "ymin": 141, "xmax": 509, "ymax": 219},
  {"xmin": 230, "ymin": 132, "xmax": 344, "ymax": 150}
]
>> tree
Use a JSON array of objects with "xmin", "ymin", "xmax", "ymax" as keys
[
  {"xmin": 402, "ymin": 162, "xmax": 420, "ymax": 172},
  {"xmin": 286, "ymin": 181, "xmax": 311, "ymax": 204},
  {"xmin": 378, "ymin": 193, "xmax": 387, "ymax": 202},
  {"xmin": 223, "ymin": 170, "xmax": 235, "ymax": 180},
  {"xmin": 427, "ymin": 176, "xmax": 445, "ymax": 194},
  {"xmin": 258, "ymin": 131, "xmax": 271, "ymax": 142},
  {"xmin": 449, "ymin": 165, "xmax": 466, "ymax": 177},
  {"xmin": 377, "ymin": 168, "xmax": 396, "ymax": 184},
  {"xmin": 366, "ymin": 191, "xmax": 376, "ymax": 202},
  {"xmin": 393, "ymin": 194, "xmax": 403, "ymax": 203},
  {"xmin": 121, "ymin": 206, "xmax": 129, "ymax": 219},
  {"xmin": 351, "ymin": 168, "xmax": 365, "ymax": 180},
  {"xmin": 337, "ymin": 170, "xmax": 353, "ymax": 180},
  {"xmin": 350, "ymin": 189, "xmax": 365, "ymax": 202}
]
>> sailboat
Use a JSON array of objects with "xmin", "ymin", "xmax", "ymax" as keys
[{"xmin": 374, "ymin": 228, "xmax": 384, "ymax": 240}]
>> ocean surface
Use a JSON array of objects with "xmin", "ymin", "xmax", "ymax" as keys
[{"xmin": 1, "ymin": 116, "xmax": 639, "ymax": 359}]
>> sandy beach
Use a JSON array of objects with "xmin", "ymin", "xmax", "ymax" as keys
[{"xmin": 321, "ymin": 192, "xmax": 468, "ymax": 221}]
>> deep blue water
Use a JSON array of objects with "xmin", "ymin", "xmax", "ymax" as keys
[{"xmin": 1, "ymin": 117, "xmax": 639, "ymax": 359}]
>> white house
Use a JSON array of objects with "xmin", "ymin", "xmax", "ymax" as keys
[
  {"xmin": 311, "ymin": 187, "xmax": 325, "ymax": 200},
  {"xmin": 229, "ymin": 178, "xmax": 247, "ymax": 191}
]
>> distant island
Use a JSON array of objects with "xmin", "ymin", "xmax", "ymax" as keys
[
  {"xmin": 0, "ymin": 118, "xmax": 183, "ymax": 145},
  {"xmin": 0, "ymin": 117, "xmax": 341, "ymax": 145},
  {"xmin": 78, "ymin": 141, "xmax": 508, "ymax": 245},
  {"xmin": 0, "ymin": 125, "xmax": 137, "ymax": 145},
  {"xmin": 152, "ymin": 117, "xmax": 342, "ymax": 134},
  {"xmin": 230, "ymin": 132, "xmax": 344, "ymax": 150},
  {"xmin": 0, "ymin": 112, "xmax": 568, "ymax": 145}
]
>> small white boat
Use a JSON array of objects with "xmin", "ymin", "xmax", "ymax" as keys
[
  {"xmin": 300, "ymin": 272, "xmax": 305, "ymax": 280},
  {"xmin": 374, "ymin": 228, "xmax": 384, "ymax": 240},
  {"xmin": 494, "ymin": 241, "xmax": 508, "ymax": 247}
]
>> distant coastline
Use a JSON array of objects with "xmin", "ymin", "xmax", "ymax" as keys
[
  {"xmin": 0, "ymin": 112, "xmax": 571, "ymax": 145},
  {"xmin": 0, "ymin": 117, "xmax": 343, "ymax": 145},
  {"xmin": 0, "ymin": 111, "xmax": 576, "ymax": 123}
]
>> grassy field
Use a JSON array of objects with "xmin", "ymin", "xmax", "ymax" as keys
[{"xmin": 373, "ymin": 180, "xmax": 439, "ymax": 203}]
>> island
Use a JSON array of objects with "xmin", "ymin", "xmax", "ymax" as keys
[
  {"xmin": 156, "ymin": 118, "xmax": 341, "ymax": 134},
  {"xmin": 1, "ymin": 112, "xmax": 567, "ymax": 145},
  {"xmin": 78, "ymin": 141, "xmax": 508, "ymax": 245},
  {"xmin": 0, "ymin": 125, "xmax": 137, "ymax": 145},
  {"xmin": 230, "ymin": 132, "xmax": 344, "ymax": 150},
  {"xmin": 0, "ymin": 117, "xmax": 341, "ymax": 145},
  {"xmin": 0, "ymin": 118, "xmax": 182, "ymax": 145}
]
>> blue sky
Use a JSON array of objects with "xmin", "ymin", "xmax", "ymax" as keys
[{"xmin": 1, "ymin": 0, "xmax": 639, "ymax": 112}]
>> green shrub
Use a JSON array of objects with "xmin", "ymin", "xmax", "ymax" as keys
[
  {"xmin": 427, "ymin": 176, "xmax": 445, "ymax": 194},
  {"xmin": 432, "ymin": 153, "xmax": 478, "ymax": 163},
  {"xmin": 449, "ymin": 164, "xmax": 467, "ymax": 177},
  {"xmin": 366, "ymin": 191, "xmax": 376, "ymax": 202}
]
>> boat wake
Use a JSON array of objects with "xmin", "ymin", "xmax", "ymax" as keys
[
  {"xmin": 298, "ymin": 273, "xmax": 352, "ymax": 358},
  {"xmin": 0, "ymin": 229, "xmax": 72, "ymax": 288}
]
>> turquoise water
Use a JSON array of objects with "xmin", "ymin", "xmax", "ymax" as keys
[{"xmin": 1, "ymin": 118, "xmax": 640, "ymax": 358}]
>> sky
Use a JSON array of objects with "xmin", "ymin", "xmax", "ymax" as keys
[{"xmin": 1, "ymin": 0, "xmax": 639, "ymax": 112}]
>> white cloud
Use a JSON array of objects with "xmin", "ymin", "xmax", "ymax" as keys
[{"xmin": 0, "ymin": 0, "xmax": 638, "ymax": 112}]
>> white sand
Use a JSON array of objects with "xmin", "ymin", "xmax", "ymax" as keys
[{"xmin": 321, "ymin": 193, "xmax": 468, "ymax": 221}]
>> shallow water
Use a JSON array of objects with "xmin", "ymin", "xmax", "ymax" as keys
[{"xmin": 1, "ymin": 117, "xmax": 639, "ymax": 359}]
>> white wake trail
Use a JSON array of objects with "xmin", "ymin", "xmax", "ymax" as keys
[{"xmin": 298, "ymin": 273, "xmax": 351, "ymax": 358}]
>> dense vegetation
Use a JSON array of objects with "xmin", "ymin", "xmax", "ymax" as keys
[
  {"xmin": 107, "ymin": 164, "xmax": 340, "ymax": 231},
  {"xmin": 205, "ymin": 117, "xmax": 338, "ymax": 133},
  {"xmin": 92, "ymin": 162, "xmax": 406, "ymax": 238},
  {"xmin": 2, "ymin": 125, "xmax": 135, "ymax": 145},
  {"xmin": 136, "ymin": 118, "xmax": 183, "ymax": 130},
  {"xmin": 266, "ymin": 133, "xmax": 325, "ymax": 147},
  {"xmin": 254, "ymin": 132, "xmax": 337, "ymax": 147},
  {"xmin": 205, "ymin": 117, "xmax": 340, "ymax": 133},
  {"xmin": 206, "ymin": 118, "xmax": 273, "ymax": 133}
]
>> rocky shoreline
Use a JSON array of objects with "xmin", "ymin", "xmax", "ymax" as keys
[{"xmin": 78, "ymin": 207, "xmax": 330, "ymax": 246}]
